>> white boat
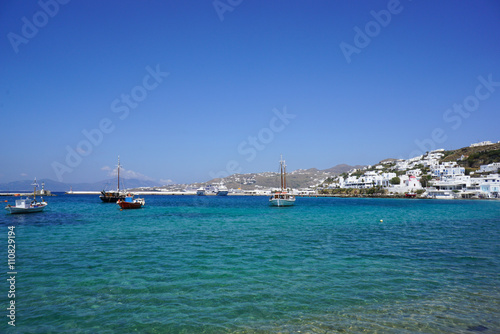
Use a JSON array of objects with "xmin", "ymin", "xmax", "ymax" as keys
[
  {"xmin": 216, "ymin": 182, "xmax": 229, "ymax": 196},
  {"xmin": 269, "ymin": 156, "xmax": 295, "ymax": 207},
  {"xmin": 5, "ymin": 179, "xmax": 48, "ymax": 214},
  {"xmin": 196, "ymin": 187, "xmax": 206, "ymax": 196}
]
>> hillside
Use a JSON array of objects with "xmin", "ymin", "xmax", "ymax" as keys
[
  {"xmin": 442, "ymin": 142, "xmax": 500, "ymax": 168},
  {"xmin": 322, "ymin": 164, "xmax": 365, "ymax": 174},
  {"xmin": 4, "ymin": 141, "xmax": 498, "ymax": 193},
  {"xmin": 0, "ymin": 164, "xmax": 361, "ymax": 192},
  {"xmin": 202, "ymin": 164, "xmax": 362, "ymax": 190}
]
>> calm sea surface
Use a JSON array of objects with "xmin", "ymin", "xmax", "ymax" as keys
[{"xmin": 1, "ymin": 195, "xmax": 499, "ymax": 333}]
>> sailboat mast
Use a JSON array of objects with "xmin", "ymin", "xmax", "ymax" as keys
[
  {"xmin": 279, "ymin": 155, "xmax": 284, "ymax": 191},
  {"xmin": 117, "ymin": 156, "xmax": 120, "ymax": 191},
  {"xmin": 32, "ymin": 178, "xmax": 38, "ymax": 200},
  {"xmin": 283, "ymin": 160, "xmax": 287, "ymax": 190}
]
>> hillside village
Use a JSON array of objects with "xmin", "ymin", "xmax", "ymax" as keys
[
  {"xmin": 318, "ymin": 141, "xmax": 500, "ymax": 199},
  {"xmin": 148, "ymin": 140, "xmax": 500, "ymax": 199}
]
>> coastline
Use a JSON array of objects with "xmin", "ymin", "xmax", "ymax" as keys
[
  {"xmin": 1, "ymin": 191, "xmax": 498, "ymax": 200},
  {"xmin": 0, "ymin": 191, "xmax": 488, "ymax": 200}
]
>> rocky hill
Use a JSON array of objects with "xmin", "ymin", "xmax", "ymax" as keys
[
  {"xmin": 322, "ymin": 164, "xmax": 365, "ymax": 174},
  {"xmin": 442, "ymin": 142, "xmax": 500, "ymax": 168},
  {"xmin": 203, "ymin": 164, "xmax": 363, "ymax": 190}
]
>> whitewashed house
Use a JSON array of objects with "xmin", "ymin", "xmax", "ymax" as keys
[
  {"xmin": 470, "ymin": 141, "xmax": 493, "ymax": 147},
  {"xmin": 479, "ymin": 163, "xmax": 500, "ymax": 173},
  {"xmin": 396, "ymin": 160, "xmax": 409, "ymax": 171},
  {"xmin": 406, "ymin": 169, "xmax": 422, "ymax": 177},
  {"xmin": 473, "ymin": 174, "xmax": 500, "ymax": 198},
  {"xmin": 406, "ymin": 175, "xmax": 422, "ymax": 189},
  {"xmin": 431, "ymin": 162, "xmax": 465, "ymax": 179}
]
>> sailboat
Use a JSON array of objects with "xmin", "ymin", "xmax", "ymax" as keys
[
  {"xmin": 269, "ymin": 155, "xmax": 296, "ymax": 207},
  {"xmin": 100, "ymin": 156, "xmax": 126, "ymax": 203},
  {"xmin": 5, "ymin": 178, "xmax": 48, "ymax": 214}
]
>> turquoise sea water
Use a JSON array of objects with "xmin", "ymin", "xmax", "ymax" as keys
[{"xmin": 2, "ymin": 195, "xmax": 500, "ymax": 333}]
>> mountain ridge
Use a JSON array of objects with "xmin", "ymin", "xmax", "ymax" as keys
[
  {"xmin": 0, "ymin": 164, "xmax": 362, "ymax": 192},
  {"xmin": 198, "ymin": 163, "xmax": 365, "ymax": 190},
  {"xmin": 4, "ymin": 141, "xmax": 497, "ymax": 192}
]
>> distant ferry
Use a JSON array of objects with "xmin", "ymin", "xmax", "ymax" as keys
[
  {"xmin": 196, "ymin": 187, "xmax": 205, "ymax": 196},
  {"xmin": 269, "ymin": 156, "xmax": 295, "ymax": 207},
  {"xmin": 100, "ymin": 156, "xmax": 126, "ymax": 203},
  {"xmin": 216, "ymin": 182, "xmax": 229, "ymax": 196}
]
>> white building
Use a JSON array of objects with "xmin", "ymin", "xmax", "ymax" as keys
[
  {"xmin": 406, "ymin": 175, "xmax": 422, "ymax": 189},
  {"xmin": 431, "ymin": 162, "xmax": 465, "ymax": 179},
  {"xmin": 426, "ymin": 173, "xmax": 500, "ymax": 199},
  {"xmin": 396, "ymin": 160, "xmax": 409, "ymax": 171},
  {"xmin": 372, "ymin": 172, "xmax": 397, "ymax": 187},
  {"xmin": 406, "ymin": 169, "xmax": 422, "ymax": 177},
  {"xmin": 409, "ymin": 155, "xmax": 424, "ymax": 162},
  {"xmin": 478, "ymin": 163, "xmax": 500, "ymax": 173},
  {"xmin": 425, "ymin": 188, "xmax": 459, "ymax": 199},
  {"xmin": 473, "ymin": 174, "xmax": 500, "ymax": 198},
  {"xmin": 387, "ymin": 175, "xmax": 422, "ymax": 194},
  {"xmin": 341, "ymin": 172, "xmax": 397, "ymax": 189},
  {"xmin": 470, "ymin": 141, "xmax": 493, "ymax": 147}
]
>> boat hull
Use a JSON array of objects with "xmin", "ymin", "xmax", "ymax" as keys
[
  {"xmin": 100, "ymin": 192, "xmax": 125, "ymax": 203},
  {"xmin": 5, "ymin": 203, "xmax": 47, "ymax": 214},
  {"xmin": 216, "ymin": 191, "xmax": 228, "ymax": 196},
  {"xmin": 269, "ymin": 197, "xmax": 296, "ymax": 207},
  {"xmin": 117, "ymin": 198, "xmax": 145, "ymax": 209},
  {"xmin": 118, "ymin": 202, "xmax": 142, "ymax": 209}
]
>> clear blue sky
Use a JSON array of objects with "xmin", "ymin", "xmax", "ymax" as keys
[{"xmin": 1, "ymin": 0, "xmax": 499, "ymax": 184}]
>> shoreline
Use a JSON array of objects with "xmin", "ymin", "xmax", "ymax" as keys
[
  {"xmin": 1, "ymin": 192, "xmax": 498, "ymax": 200},
  {"xmin": 1, "ymin": 189, "xmax": 496, "ymax": 200}
]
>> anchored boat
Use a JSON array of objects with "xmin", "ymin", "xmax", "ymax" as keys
[
  {"xmin": 269, "ymin": 155, "xmax": 296, "ymax": 207},
  {"xmin": 100, "ymin": 156, "xmax": 126, "ymax": 203},
  {"xmin": 117, "ymin": 194, "xmax": 145, "ymax": 209},
  {"xmin": 216, "ymin": 182, "xmax": 229, "ymax": 196},
  {"xmin": 5, "ymin": 178, "xmax": 48, "ymax": 214}
]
